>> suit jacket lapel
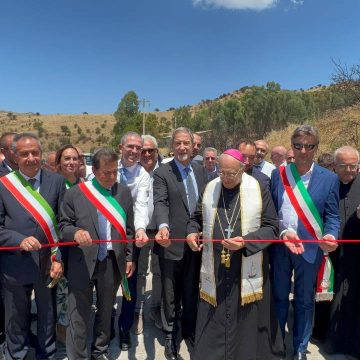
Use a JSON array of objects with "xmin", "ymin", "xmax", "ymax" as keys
[
  {"xmin": 39, "ymin": 170, "xmax": 51, "ymax": 200},
  {"xmin": 307, "ymin": 163, "xmax": 322, "ymax": 197},
  {"xmin": 169, "ymin": 160, "xmax": 189, "ymax": 212}
]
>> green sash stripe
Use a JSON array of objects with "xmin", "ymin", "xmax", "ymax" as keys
[
  {"xmin": 289, "ymin": 163, "xmax": 324, "ymax": 233},
  {"xmin": 91, "ymin": 178, "xmax": 127, "ymax": 222},
  {"xmin": 13, "ymin": 171, "xmax": 59, "ymax": 235}
]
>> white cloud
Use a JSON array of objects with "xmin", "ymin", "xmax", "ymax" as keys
[
  {"xmin": 192, "ymin": 0, "xmax": 278, "ymax": 11},
  {"xmin": 290, "ymin": 0, "xmax": 304, "ymax": 4}
]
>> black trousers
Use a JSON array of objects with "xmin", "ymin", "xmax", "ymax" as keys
[
  {"xmin": 66, "ymin": 252, "xmax": 121, "ymax": 360},
  {"xmin": 0, "ymin": 283, "xmax": 5, "ymax": 344},
  {"xmin": 1, "ymin": 274, "xmax": 57, "ymax": 360},
  {"xmin": 159, "ymin": 247, "xmax": 201, "ymax": 340}
]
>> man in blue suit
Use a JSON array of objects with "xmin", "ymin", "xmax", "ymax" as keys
[{"xmin": 270, "ymin": 125, "xmax": 340, "ymax": 360}]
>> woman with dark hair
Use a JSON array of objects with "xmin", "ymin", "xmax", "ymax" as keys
[
  {"xmin": 54, "ymin": 144, "xmax": 81, "ymax": 344},
  {"xmin": 55, "ymin": 144, "xmax": 81, "ymax": 188}
]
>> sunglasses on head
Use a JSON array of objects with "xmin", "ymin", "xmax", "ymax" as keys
[{"xmin": 293, "ymin": 143, "xmax": 316, "ymax": 151}]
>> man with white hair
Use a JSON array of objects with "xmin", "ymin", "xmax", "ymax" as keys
[
  {"xmin": 271, "ymin": 146, "xmax": 287, "ymax": 167},
  {"xmin": 254, "ymin": 139, "xmax": 275, "ymax": 177},
  {"xmin": 187, "ymin": 149, "xmax": 284, "ymax": 360},
  {"xmin": 325, "ymin": 146, "xmax": 360, "ymax": 358}
]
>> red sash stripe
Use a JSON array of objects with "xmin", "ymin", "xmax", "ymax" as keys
[
  {"xmin": 79, "ymin": 183, "xmax": 127, "ymax": 240},
  {"xmin": 0, "ymin": 176, "xmax": 55, "ymax": 246},
  {"xmin": 279, "ymin": 166, "xmax": 318, "ymax": 239}
]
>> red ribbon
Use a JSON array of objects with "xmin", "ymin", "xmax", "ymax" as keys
[{"xmin": 0, "ymin": 238, "xmax": 357, "ymax": 252}]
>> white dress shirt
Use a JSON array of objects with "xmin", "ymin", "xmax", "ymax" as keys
[{"xmin": 118, "ymin": 161, "xmax": 150, "ymax": 231}]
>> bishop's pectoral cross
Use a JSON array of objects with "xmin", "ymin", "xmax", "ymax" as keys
[{"xmin": 221, "ymin": 225, "xmax": 233, "ymax": 268}]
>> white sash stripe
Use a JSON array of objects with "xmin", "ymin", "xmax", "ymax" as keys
[
  {"xmin": 285, "ymin": 166, "xmax": 322, "ymax": 239},
  {"xmin": 83, "ymin": 181, "xmax": 126, "ymax": 230},
  {"xmin": 7, "ymin": 172, "xmax": 58, "ymax": 241}
]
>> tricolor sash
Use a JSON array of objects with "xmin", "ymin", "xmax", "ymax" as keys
[
  {"xmin": 78, "ymin": 178, "xmax": 130, "ymax": 300},
  {"xmin": 279, "ymin": 163, "xmax": 334, "ymax": 301},
  {"xmin": 0, "ymin": 171, "xmax": 59, "ymax": 260},
  {"xmin": 200, "ymin": 174, "xmax": 264, "ymax": 307}
]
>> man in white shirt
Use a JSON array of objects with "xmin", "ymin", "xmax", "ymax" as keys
[
  {"xmin": 254, "ymin": 139, "xmax": 275, "ymax": 177},
  {"xmin": 117, "ymin": 132, "xmax": 150, "ymax": 350}
]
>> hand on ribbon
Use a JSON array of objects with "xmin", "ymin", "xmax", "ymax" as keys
[
  {"xmin": 155, "ymin": 227, "xmax": 171, "ymax": 248},
  {"xmin": 20, "ymin": 236, "xmax": 42, "ymax": 252},
  {"xmin": 319, "ymin": 234, "xmax": 338, "ymax": 252},
  {"xmin": 74, "ymin": 229, "xmax": 92, "ymax": 246},
  {"xmin": 222, "ymin": 236, "xmax": 245, "ymax": 251},
  {"xmin": 135, "ymin": 228, "xmax": 149, "ymax": 248},
  {"xmin": 282, "ymin": 231, "xmax": 304, "ymax": 254},
  {"xmin": 186, "ymin": 233, "xmax": 203, "ymax": 252}
]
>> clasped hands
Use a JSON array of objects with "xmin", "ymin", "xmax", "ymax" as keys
[
  {"xmin": 186, "ymin": 233, "xmax": 245, "ymax": 252},
  {"xmin": 282, "ymin": 231, "xmax": 338, "ymax": 254}
]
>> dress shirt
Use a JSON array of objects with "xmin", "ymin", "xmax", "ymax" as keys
[
  {"xmin": 254, "ymin": 160, "xmax": 275, "ymax": 178},
  {"xmin": 147, "ymin": 163, "xmax": 159, "ymax": 231},
  {"xmin": 19, "ymin": 169, "xmax": 41, "ymax": 192},
  {"xmin": 159, "ymin": 159, "xmax": 198, "ymax": 230},
  {"xmin": 117, "ymin": 161, "xmax": 150, "ymax": 231},
  {"xmin": 279, "ymin": 162, "xmax": 335, "ymax": 240},
  {"xmin": 97, "ymin": 208, "xmax": 113, "ymax": 251}
]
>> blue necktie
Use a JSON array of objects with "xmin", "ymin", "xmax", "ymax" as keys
[
  {"xmin": 28, "ymin": 178, "xmax": 36, "ymax": 189},
  {"xmin": 97, "ymin": 211, "xmax": 108, "ymax": 261},
  {"xmin": 120, "ymin": 168, "xmax": 128, "ymax": 185},
  {"xmin": 184, "ymin": 167, "xmax": 197, "ymax": 215}
]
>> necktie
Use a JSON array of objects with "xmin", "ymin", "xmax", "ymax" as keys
[
  {"xmin": 28, "ymin": 178, "xmax": 36, "ymax": 189},
  {"xmin": 97, "ymin": 212, "xmax": 108, "ymax": 261},
  {"xmin": 184, "ymin": 167, "xmax": 197, "ymax": 215},
  {"xmin": 120, "ymin": 168, "xmax": 128, "ymax": 185}
]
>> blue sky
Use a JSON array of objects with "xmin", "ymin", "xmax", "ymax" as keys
[{"xmin": 1, "ymin": 0, "xmax": 359, "ymax": 114}]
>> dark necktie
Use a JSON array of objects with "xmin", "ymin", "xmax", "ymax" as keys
[
  {"xmin": 28, "ymin": 178, "xmax": 36, "ymax": 189},
  {"xmin": 184, "ymin": 167, "xmax": 197, "ymax": 215}
]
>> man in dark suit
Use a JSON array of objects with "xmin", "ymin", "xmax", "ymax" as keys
[
  {"xmin": 0, "ymin": 132, "xmax": 17, "ymax": 355},
  {"xmin": 0, "ymin": 132, "xmax": 18, "ymax": 176},
  {"xmin": 237, "ymin": 139, "xmax": 271, "ymax": 189},
  {"xmin": 153, "ymin": 127, "xmax": 207, "ymax": 360},
  {"xmin": 59, "ymin": 148, "xmax": 135, "ymax": 360},
  {"xmin": 0, "ymin": 132, "xmax": 65, "ymax": 360},
  {"xmin": 270, "ymin": 125, "xmax": 340, "ymax": 360}
]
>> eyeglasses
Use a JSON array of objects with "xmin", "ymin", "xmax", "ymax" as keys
[
  {"xmin": 336, "ymin": 163, "xmax": 359, "ymax": 171},
  {"xmin": 141, "ymin": 148, "xmax": 156, "ymax": 155},
  {"xmin": 205, "ymin": 157, "xmax": 216, "ymax": 160},
  {"xmin": 293, "ymin": 143, "xmax": 316, "ymax": 151},
  {"xmin": 217, "ymin": 168, "xmax": 241, "ymax": 179}
]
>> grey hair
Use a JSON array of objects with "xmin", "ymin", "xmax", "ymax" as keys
[
  {"xmin": 291, "ymin": 125, "xmax": 320, "ymax": 145},
  {"xmin": 171, "ymin": 127, "xmax": 194, "ymax": 146},
  {"xmin": 12, "ymin": 132, "xmax": 42, "ymax": 153},
  {"xmin": 119, "ymin": 131, "xmax": 142, "ymax": 146},
  {"xmin": 141, "ymin": 134, "xmax": 158, "ymax": 148},
  {"xmin": 92, "ymin": 148, "xmax": 118, "ymax": 170},
  {"xmin": 203, "ymin": 147, "xmax": 218, "ymax": 156},
  {"xmin": 334, "ymin": 146, "xmax": 360, "ymax": 162}
]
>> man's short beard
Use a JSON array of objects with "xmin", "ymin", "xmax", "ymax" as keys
[{"xmin": 178, "ymin": 154, "xmax": 189, "ymax": 162}]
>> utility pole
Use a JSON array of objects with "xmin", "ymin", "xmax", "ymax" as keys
[{"xmin": 140, "ymin": 98, "xmax": 150, "ymax": 135}]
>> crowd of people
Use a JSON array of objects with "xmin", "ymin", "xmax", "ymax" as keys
[{"xmin": 0, "ymin": 125, "xmax": 359, "ymax": 360}]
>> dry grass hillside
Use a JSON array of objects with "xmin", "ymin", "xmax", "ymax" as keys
[
  {"xmin": 0, "ymin": 110, "xmax": 173, "ymax": 153},
  {"xmin": 265, "ymin": 103, "xmax": 360, "ymax": 154}
]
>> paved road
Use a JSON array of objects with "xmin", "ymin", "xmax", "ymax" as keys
[{"xmin": 28, "ymin": 273, "xmax": 356, "ymax": 360}]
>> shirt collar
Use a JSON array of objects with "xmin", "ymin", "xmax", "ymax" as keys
[
  {"xmin": 174, "ymin": 158, "xmax": 192, "ymax": 173},
  {"xmin": 119, "ymin": 161, "xmax": 138, "ymax": 173},
  {"xmin": 19, "ymin": 169, "xmax": 41, "ymax": 182}
]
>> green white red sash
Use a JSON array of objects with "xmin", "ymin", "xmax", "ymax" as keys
[
  {"xmin": 65, "ymin": 179, "xmax": 74, "ymax": 189},
  {"xmin": 78, "ymin": 178, "xmax": 131, "ymax": 300},
  {"xmin": 280, "ymin": 163, "xmax": 334, "ymax": 301},
  {"xmin": 0, "ymin": 171, "xmax": 59, "ymax": 260}
]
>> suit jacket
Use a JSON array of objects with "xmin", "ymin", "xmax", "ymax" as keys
[
  {"xmin": 247, "ymin": 167, "xmax": 271, "ymax": 190},
  {"xmin": 0, "ymin": 170, "xmax": 65, "ymax": 284},
  {"xmin": 59, "ymin": 181, "xmax": 135, "ymax": 289},
  {"xmin": 271, "ymin": 163, "xmax": 340, "ymax": 263},
  {"xmin": 0, "ymin": 161, "xmax": 12, "ymax": 177},
  {"xmin": 153, "ymin": 159, "xmax": 207, "ymax": 260}
]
